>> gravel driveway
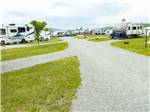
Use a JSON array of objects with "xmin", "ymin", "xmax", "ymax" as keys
[{"xmin": 1, "ymin": 37, "xmax": 149, "ymax": 112}]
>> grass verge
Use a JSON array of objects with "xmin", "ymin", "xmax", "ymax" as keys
[
  {"xmin": 73, "ymin": 35, "xmax": 86, "ymax": 39},
  {"xmin": 1, "ymin": 42, "xmax": 68, "ymax": 61},
  {"xmin": 1, "ymin": 56, "xmax": 81, "ymax": 112},
  {"xmin": 87, "ymin": 35, "xmax": 111, "ymax": 42},
  {"xmin": 111, "ymin": 36, "xmax": 150, "ymax": 56},
  {"xmin": 73, "ymin": 35, "xmax": 112, "ymax": 42}
]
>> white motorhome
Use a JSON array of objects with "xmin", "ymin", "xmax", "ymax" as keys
[{"xmin": 0, "ymin": 24, "xmax": 34, "ymax": 44}]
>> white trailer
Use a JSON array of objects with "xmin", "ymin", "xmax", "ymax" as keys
[
  {"xmin": 112, "ymin": 19, "xmax": 144, "ymax": 38},
  {"xmin": 126, "ymin": 22, "xmax": 143, "ymax": 36},
  {"xmin": 105, "ymin": 29, "xmax": 113, "ymax": 35}
]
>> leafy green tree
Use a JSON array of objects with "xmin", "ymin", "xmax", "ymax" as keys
[{"xmin": 30, "ymin": 20, "xmax": 47, "ymax": 45}]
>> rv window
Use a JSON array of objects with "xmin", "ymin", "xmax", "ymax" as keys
[
  {"xmin": 18, "ymin": 27, "xmax": 26, "ymax": 33},
  {"xmin": 128, "ymin": 27, "xmax": 130, "ymax": 30},
  {"xmin": 137, "ymin": 26, "xmax": 140, "ymax": 29},
  {"xmin": 0, "ymin": 29, "xmax": 6, "ymax": 35},
  {"xmin": 133, "ymin": 26, "xmax": 136, "ymax": 30},
  {"xmin": 10, "ymin": 29, "xmax": 17, "ymax": 33}
]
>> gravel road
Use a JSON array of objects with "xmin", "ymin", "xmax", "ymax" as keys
[
  {"xmin": 1, "ymin": 48, "xmax": 75, "ymax": 73},
  {"xmin": 66, "ymin": 38, "xmax": 149, "ymax": 112},
  {"xmin": 1, "ymin": 37, "xmax": 149, "ymax": 112}
]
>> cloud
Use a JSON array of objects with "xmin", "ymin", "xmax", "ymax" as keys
[
  {"xmin": 0, "ymin": 0, "xmax": 149, "ymax": 29},
  {"xmin": 97, "ymin": 3, "xmax": 128, "ymax": 15}
]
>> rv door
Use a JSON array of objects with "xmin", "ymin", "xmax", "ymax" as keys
[{"xmin": 0, "ymin": 29, "xmax": 6, "ymax": 36}]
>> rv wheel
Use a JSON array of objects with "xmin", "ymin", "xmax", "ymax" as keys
[{"xmin": 1, "ymin": 40, "xmax": 5, "ymax": 46}]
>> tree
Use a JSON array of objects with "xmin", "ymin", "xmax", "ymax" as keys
[{"xmin": 30, "ymin": 20, "xmax": 47, "ymax": 45}]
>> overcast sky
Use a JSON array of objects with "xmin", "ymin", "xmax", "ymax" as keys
[{"xmin": 0, "ymin": 0, "xmax": 150, "ymax": 29}]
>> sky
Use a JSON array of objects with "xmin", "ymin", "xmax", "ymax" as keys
[{"xmin": 0, "ymin": 0, "xmax": 150, "ymax": 29}]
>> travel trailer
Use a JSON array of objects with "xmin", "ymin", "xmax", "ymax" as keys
[
  {"xmin": 90, "ymin": 28, "xmax": 101, "ymax": 35},
  {"xmin": 50, "ymin": 31, "xmax": 64, "ymax": 37},
  {"xmin": 105, "ymin": 29, "xmax": 113, "ymax": 35},
  {"xmin": 100, "ymin": 28, "xmax": 106, "ymax": 35},
  {"xmin": 111, "ymin": 19, "xmax": 144, "ymax": 39},
  {"xmin": 40, "ymin": 30, "xmax": 50, "ymax": 40},
  {"xmin": 0, "ymin": 24, "xmax": 34, "ymax": 44},
  {"xmin": 74, "ymin": 29, "xmax": 80, "ymax": 34}
]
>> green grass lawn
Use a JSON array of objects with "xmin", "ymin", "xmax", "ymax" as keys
[
  {"xmin": 1, "ymin": 42, "xmax": 68, "ymax": 61},
  {"xmin": 1, "ymin": 56, "xmax": 81, "ymax": 112},
  {"xmin": 87, "ymin": 35, "xmax": 111, "ymax": 42},
  {"xmin": 73, "ymin": 35, "xmax": 112, "ymax": 42},
  {"xmin": 111, "ymin": 36, "xmax": 150, "ymax": 56},
  {"xmin": 73, "ymin": 35, "xmax": 86, "ymax": 39}
]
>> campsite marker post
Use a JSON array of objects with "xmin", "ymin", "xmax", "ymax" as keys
[
  {"xmin": 145, "ymin": 29, "xmax": 148, "ymax": 48},
  {"xmin": 145, "ymin": 28, "xmax": 150, "ymax": 48}
]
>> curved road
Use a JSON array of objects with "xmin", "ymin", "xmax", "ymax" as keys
[{"xmin": 1, "ymin": 37, "xmax": 150, "ymax": 112}]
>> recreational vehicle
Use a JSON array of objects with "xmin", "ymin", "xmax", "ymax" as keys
[
  {"xmin": 74, "ymin": 29, "xmax": 80, "ymax": 34},
  {"xmin": 40, "ymin": 30, "xmax": 50, "ymax": 40},
  {"xmin": 91, "ymin": 28, "xmax": 102, "ymax": 35},
  {"xmin": 100, "ymin": 28, "xmax": 106, "ymax": 35},
  {"xmin": 112, "ymin": 19, "xmax": 143, "ymax": 39},
  {"xmin": 104, "ymin": 29, "xmax": 113, "ymax": 35},
  {"xmin": 0, "ymin": 24, "xmax": 34, "ymax": 44},
  {"xmin": 50, "ymin": 31, "xmax": 63, "ymax": 37}
]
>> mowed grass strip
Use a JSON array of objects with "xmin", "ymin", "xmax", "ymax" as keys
[
  {"xmin": 73, "ymin": 35, "xmax": 86, "ymax": 39},
  {"xmin": 2, "ymin": 56, "xmax": 81, "ymax": 112},
  {"xmin": 111, "ymin": 36, "xmax": 150, "ymax": 56},
  {"xmin": 87, "ymin": 35, "xmax": 111, "ymax": 42},
  {"xmin": 1, "ymin": 42, "xmax": 68, "ymax": 61},
  {"xmin": 73, "ymin": 34, "xmax": 112, "ymax": 42}
]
